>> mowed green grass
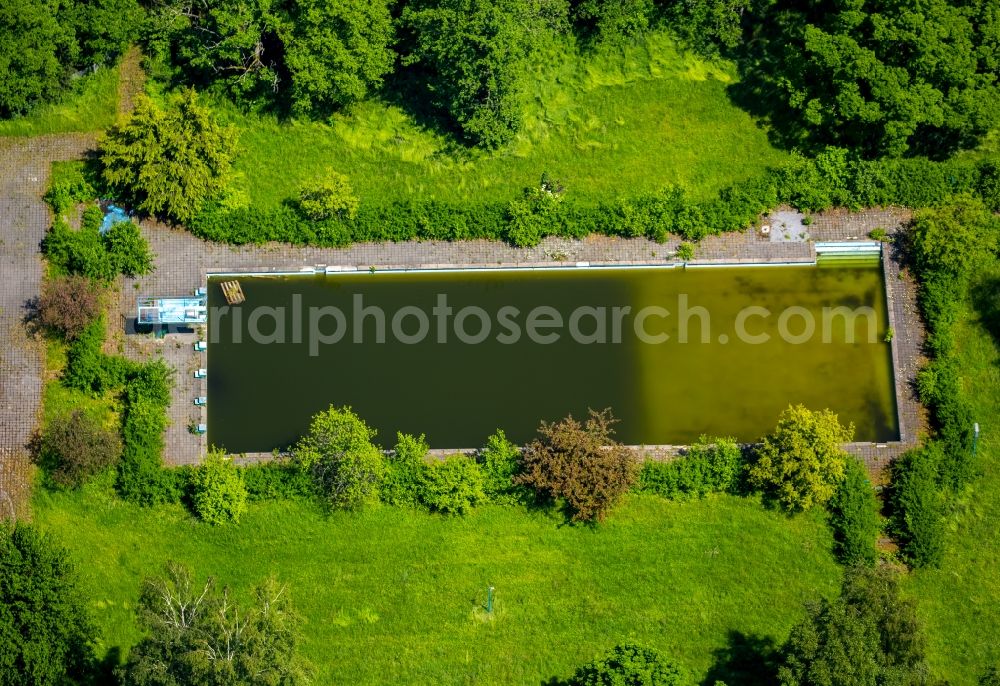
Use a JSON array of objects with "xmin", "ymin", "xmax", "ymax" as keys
[
  {"xmin": 33, "ymin": 487, "xmax": 839, "ymax": 684},
  {"xmin": 904, "ymin": 269, "xmax": 1000, "ymax": 683},
  {"xmin": 227, "ymin": 32, "xmax": 790, "ymax": 209},
  {"xmin": 0, "ymin": 66, "xmax": 120, "ymax": 137}
]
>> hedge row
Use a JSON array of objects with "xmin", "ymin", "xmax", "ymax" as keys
[
  {"xmin": 61, "ymin": 317, "xmax": 175, "ymax": 505},
  {"xmin": 889, "ymin": 200, "xmax": 999, "ymax": 567},
  {"xmin": 187, "ymin": 150, "xmax": 1000, "ymax": 247}
]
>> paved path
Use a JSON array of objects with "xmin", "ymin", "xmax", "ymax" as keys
[{"xmin": 0, "ymin": 135, "xmax": 95, "ymax": 517}]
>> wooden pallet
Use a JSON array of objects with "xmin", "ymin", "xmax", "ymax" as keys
[{"xmin": 220, "ymin": 280, "xmax": 245, "ymax": 305}]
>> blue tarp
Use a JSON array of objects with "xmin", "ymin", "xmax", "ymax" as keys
[{"xmin": 100, "ymin": 205, "xmax": 131, "ymax": 234}]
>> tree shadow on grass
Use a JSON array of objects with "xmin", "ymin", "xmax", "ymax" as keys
[{"xmin": 702, "ymin": 631, "xmax": 782, "ymax": 686}]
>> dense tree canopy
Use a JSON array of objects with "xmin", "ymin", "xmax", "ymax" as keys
[
  {"xmin": 0, "ymin": 522, "xmax": 95, "ymax": 685},
  {"xmin": 0, "ymin": 0, "xmax": 78, "ymax": 117},
  {"xmin": 402, "ymin": 0, "xmax": 566, "ymax": 148},
  {"xmin": 282, "ymin": 0, "xmax": 395, "ymax": 114},
  {"xmin": 0, "ymin": 0, "xmax": 141, "ymax": 117},
  {"xmin": 779, "ymin": 566, "xmax": 929, "ymax": 686},
  {"xmin": 762, "ymin": 0, "xmax": 1000, "ymax": 157}
]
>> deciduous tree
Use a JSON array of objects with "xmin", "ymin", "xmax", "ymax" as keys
[
  {"xmin": 749, "ymin": 405, "xmax": 853, "ymax": 511},
  {"xmin": 779, "ymin": 565, "xmax": 928, "ymax": 686},
  {"xmin": 37, "ymin": 409, "xmax": 122, "ymax": 488},
  {"xmin": 516, "ymin": 409, "xmax": 637, "ymax": 522},
  {"xmin": 293, "ymin": 405, "xmax": 385, "ymax": 509},
  {"xmin": 0, "ymin": 522, "xmax": 95, "ymax": 685},
  {"xmin": 119, "ymin": 562, "xmax": 307, "ymax": 685}
]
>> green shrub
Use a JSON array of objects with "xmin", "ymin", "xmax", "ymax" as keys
[
  {"xmin": 565, "ymin": 643, "xmax": 693, "ymax": 685},
  {"xmin": 749, "ymin": 405, "xmax": 853, "ymax": 511},
  {"xmin": 103, "ymin": 219, "xmax": 154, "ymax": 277},
  {"xmin": 827, "ymin": 458, "xmax": 881, "ymax": 567},
  {"xmin": 42, "ymin": 208, "xmax": 153, "ymax": 281},
  {"xmin": 293, "ymin": 405, "xmax": 385, "ymax": 509},
  {"xmin": 419, "ymin": 455, "xmax": 485, "ymax": 515},
  {"xmin": 242, "ymin": 460, "xmax": 313, "ymax": 501},
  {"xmin": 297, "ymin": 171, "xmax": 359, "ymax": 221},
  {"xmin": 382, "ymin": 432, "xmax": 429, "ymax": 506},
  {"xmin": 190, "ymin": 449, "xmax": 248, "ymax": 525},
  {"xmin": 62, "ymin": 317, "xmax": 133, "ymax": 395},
  {"xmin": 639, "ymin": 437, "xmax": 743, "ymax": 500},
  {"xmin": 980, "ymin": 667, "xmax": 1000, "ymax": 686},
  {"xmin": 44, "ymin": 163, "xmax": 96, "ymax": 216},
  {"xmin": 890, "ymin": 446, "xmax": 946, "ymax": 568},
  {"xmin": 675, "ymin": 242, "xmax": 694, "ymax": 262},
  {"xmin": 477, "ymin": 429, "xmax": 523, "ymax": 504}
]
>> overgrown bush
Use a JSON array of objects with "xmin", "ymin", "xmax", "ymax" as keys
[
  {"xmin": 189, "ymin": 448, "xmax": 248, "ymax": 525},
  {"xmin": 33, "ymin": 275, "xmax": 103, "ymax": 341},
  {"xmin": 44, "ymin": 163, "xmax": 96, "ymax": 216},
  {"xmin": 516, "ymin": 409, "xmax": 637, "ymax": 522},
  {"xmin": 382, "ymin": 432, "xmax": 429, "ymax": 507},
  {"xmin": 827, "ymin": 458, "xmax": 881, "ymax": 567},
  {"xmin": 103, "ymin": 218, "xmax": 154, "ymax": 277},
  {"xmin": 62, "ymin": 317, "xmax": 135, "ymax": 395},
  {"xmin": 115, "ymin": 359, "xmax": 176, "ymax": 505},
  {"xmin": 297, "ymin": 172, "xmax": 359, "ymax": 221},
  {"xmin": 419, "ymin": 454, "xmax": 485, "ymax": 515},
  {"xmin": 639, "ymin": 437, "xmax": 742, "ymax": 500},
  {"xmin": 749, "ymin": 405, "xmax": 854, "ymax": 511},
  {"xmin": 101, "ymin": 89, "xmax": 237, "ymax": 223},
  {"xmin": 42, "ymin": 207, "xmax": 153, "ymax": 280},
  {"xmin": 889, "ymin": 446, "xmax": 946, "ymax": 569},
  {"xmin": 37, "ymin": 410, "xmax": 122, "ymax": 488},
  {"xmin": 293, "ymin": 405, "xmax": 385, "ymax": 509},
  {"xmin": 477, "ymin": 429, "xmax": 524, "ymax": 504},
  {"xmin": 242, "ymin": 460, "xmax": 313, "ymax": 501},
  {"xmin": 564, "ymin": 643, "xmax": 693, "ymax": 685}
]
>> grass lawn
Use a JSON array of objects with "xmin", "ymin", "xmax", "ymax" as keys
[
  {"xmin": 33, "ymin": 487, "xmax": 840, "ymax": 684},
  {"xmin": 0, "ymin": 66, "xmax": 120, "ymax": 137},
  {"xmin": 904, "ymin": 267, "xmax": 1000, "ymax": 683},
  {"xmin": 225, "ymin": 32, "xmax": 790, "ymax": 210}
]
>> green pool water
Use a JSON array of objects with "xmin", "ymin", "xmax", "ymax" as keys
[{"xmin": 206, "ymin": 265, "xmax": 897, "ymax": 452}]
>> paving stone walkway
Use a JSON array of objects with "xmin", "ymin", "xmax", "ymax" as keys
[{"xmin": 0, "ymin": 135, "xmax": 95, "ymax": 517}]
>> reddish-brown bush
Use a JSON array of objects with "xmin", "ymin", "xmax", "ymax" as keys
[
  {"xmin": 34, "ymin": 275, "xmax": 102, "ymax": 340},
  {"xmin": 38, "ymin": 410, "xmax": 122, "ymax": 488},
  {"xmin": 516, "ymin": 409, "xmax": 637, "ymax": 522}
]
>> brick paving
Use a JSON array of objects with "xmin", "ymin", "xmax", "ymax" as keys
[{"xmin": 0, "ymin": 135, "xmax": 95, "ymax": 517}]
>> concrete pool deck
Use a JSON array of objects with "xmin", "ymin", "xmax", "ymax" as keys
[{"xmin": 111, "ymin": 207, "xmax": 924, "ymax": 481}]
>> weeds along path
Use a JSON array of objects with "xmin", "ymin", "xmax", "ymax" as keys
[
  {"xmin": 0, "ymin": 134, "xmax": 95, "ymax": 518},
  {"xmin": 116, "ymin": 45, "xmax": 146, "ymax": 118}
]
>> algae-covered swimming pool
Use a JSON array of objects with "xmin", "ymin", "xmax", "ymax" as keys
[{"xmin": 206, "ymin": 265, "xmax": 897, "ymax": 452}]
